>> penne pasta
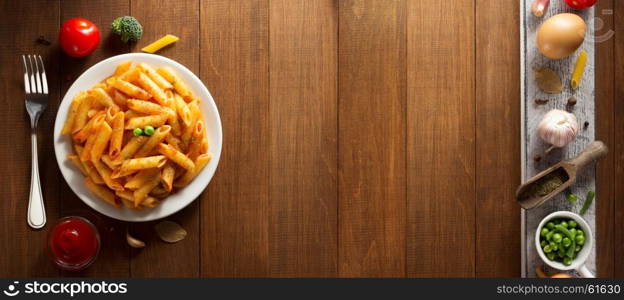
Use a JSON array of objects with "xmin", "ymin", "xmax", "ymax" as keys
[
  {"xmin": 113, "ymin": 90, "xmax": 129, "ymax": 109},
  {"xmin": 90, "ymin": 87, "xmax": 119, "ymax": 111},
  {"xmin": 112, "ymin": 135, "xmax": 149, "ymax": 165},
  {"xmin": 127, "ymin": 99, "xmax": 166, "ymax": 115},
  {"xmin": 92, "ymin": 159, "xmax": 124, "ymax": 191},
  {"xmin": 113, "ymin": 79, "xmax": 151, "ymax": 100},
  {"xmin": 181, "ymin": 100, "xmax": 200, "ymax": 146},
  {"xmin": 174, "ymin": 153, "xmax": 211, "ymax": 187},
  {"xmin": 113, "ymin": 155, "xmax": 167, "ymax": 178},
  {"xmin": 101, "ymin": 154, "xmax": 116, "ymax": 170},
  {"xmin": 125, "ymin": 114, "xmax": 168, "ymax": 129},
  {"xmin": 133, "ymin": 174, "xmax": 160, "ymax": 207},
  {"xmin": 80, "ymin": 133, "xmax": 97, "ymax": 161},
  {"xmin": 141, "ymin": 196, "xmax": 160, "ymax": 208},
  {"xmin": 136, "ymin": 72, "xmax": 168, "ymax": 105},
  {"xmin": 67, "ymin": 154, "xmax": 88, "ymax": 175},
  {"xmin": 161, "ymin": 162, "xmax": 175, "ymax": 192},
  {"xmin": 124, "ymin": 168, "xmax": 160, "ymax": 190},
  {"xmin": 186, "ymin": 121, "xmax": 205, "ymax": 161},
  {"xmin": 114, "ymin": 61, "xmax": 132, "ymax": 76},
  {"xmin": 149, "ymin": 185, "xmax": 170, "ymax": 198},
  {"xmin": 75, "ymin": 146, "xmax": 105, "ymax": 184},
  {"xmin": 72, "ymin": 112, "xmax": 104, "ymax": 143},
  {"xmin": 157, "ymin": 67, "xmax": 191, "ymax": 99},
  {"xmin": 85, "ymin": 177, "xmax": 120, "ymax": 207},
  {"xmin": 157, "ymin": 143, "xmax": 194, "ymax": 171},
  {"xmin": 137, "ymin": 63, "xmax": 173, "ymax": 90},
  {"xmin": 571, "ymin": 50, "xmax": 587, "ymax": 90},
  {"xmin": 90, "ymin": 121, "xmax": 113, "ymax": 162},
  {"xmin": 109, "ymin": 112, "xmax": 125, "ymax": 158},
  {"xmin": 134, "ymin": 125, "xmax": 171, "ymax": 158},
  {"xmin": 62, "ymin": 93, "xmax": 85, "ymax": 135},
  {"xmin": 174, "ymin": 93, "xmax": 192, "ymax": 126},
  {"xmin": 72, "ymin": 94, "xmax": 94, "ymax": 133}
]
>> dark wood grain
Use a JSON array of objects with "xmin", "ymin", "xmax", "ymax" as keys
[
  {"xmin": 0, "ymin": 0, "xmax": 61, "ymax": 277},
  {"xmin": 595, "ymin": 0, "xmax": 615, "ymax": 277},
  {"xmin": 58, "ymin": 0, "xmax": 131, "ymax": 277},
  {"xmin": 475, "ymin": 0, "xmax": 520, "ymax": 277},
  {"xmin": 128, "ymin": 0, "xmax": 201, "ymax": 277},
  {"xmin": 406, "ymin": 0, "xmax": 476, "ymax": 277},
  {"xmin": 338, "ymin": 0, "xmax": 406, "ymax": 277},
  {"xmin": 614, "ymin": 0, "xmax": 624, "ymax": 277},
  {"xmin": 200, "ymin": 0, "xmax": 270, "ymax": 277},
  {"xmin": 268, "ymin": 0, "xmax": 338, "ymax": 277}
]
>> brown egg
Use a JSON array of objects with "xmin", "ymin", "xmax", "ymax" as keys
[{"xmin": 537, "ymin": 13, "xmax": 586, "ymax": 59}]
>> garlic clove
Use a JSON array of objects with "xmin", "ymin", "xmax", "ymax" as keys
[
  {"xmin": 538, "ymin": 109, "xmax": 578, "ymax": 148},
  {"xmin": 126, "ymin": 231, "xmax": 146, "ymax": 248}
]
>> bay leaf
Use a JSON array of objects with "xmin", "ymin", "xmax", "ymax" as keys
[
  {"xmin": 155, "ymin": 221, "xmax": 187, "ymax": 243},
  {"xmin": 535, "ymin": 67, "xmax": 563, "ymax": 94}
]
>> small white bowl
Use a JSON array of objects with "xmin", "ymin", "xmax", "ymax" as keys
[
  {"xmin": 53, "ymin": 53, "xmax": 222, "ymax": 222},
  {"xmin": 535, "ymin": 211, "xmax": 594, "ymax": 277}
]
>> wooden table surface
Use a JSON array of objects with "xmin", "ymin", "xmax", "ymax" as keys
[{"xmin": 1, "ymin": 0, "xmax": 622, "ymax": 277}]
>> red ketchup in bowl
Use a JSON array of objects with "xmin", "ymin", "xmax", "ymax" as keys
[{"xmin": 48, "ymin": 216, "xmax": 100, "ymax": 270}]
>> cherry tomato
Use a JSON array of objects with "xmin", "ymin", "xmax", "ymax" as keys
[
  {"xmin": 564, "ymin": 0, "xmax": 597, "ymax": 10},
  {"xmin": 59, "ymin": 18, "xmax": 100, "ymax": 57}
]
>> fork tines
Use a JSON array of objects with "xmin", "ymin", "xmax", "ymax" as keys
[{"xmin": 22, "ymin": 55, "xmax": 48, "ymax": 95}]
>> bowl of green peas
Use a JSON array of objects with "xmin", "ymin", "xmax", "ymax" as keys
[{"xmin": 535, "ymin": 211, "xmax": 594, "ymax": 277}]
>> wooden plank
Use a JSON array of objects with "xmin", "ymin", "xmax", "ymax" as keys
[
  {"xmin": 406, "ymin": 0, "xmax": 476, "ymax": 277},
  {"xmin": 268, "ymin": 0, "xmax": 338, "ymax": 276},
  {"xmin": 475, "ymin": 0, "xmax": 520, "ymax": 277},
  {"xmin": 59, "ymin": 0, "xmax": 130, "ymax": 277},
  {"xmin": 129, "ymin": 0, "xmax": 200, "ymax": 277},
  {"xmin": 200, "ymin": 0, "xmax": 270, "ymax": 277},
  {"xmin": 338, "ymin": 0, "xmax": 406, "ymax": 277},
  {"xmin": 614, "ymin": 0, "xmax": 624, "ymax": 277},
  {"xmin": 521, "ymin": 1, "xmax": 597, "ymax": 277},
  {"xmin": 0, "ymin": 0, "xmax": 61, "ymax": 277},
  {"xmin": 595, "ymin": 0, "xmax": 615, "ymax": 277}
]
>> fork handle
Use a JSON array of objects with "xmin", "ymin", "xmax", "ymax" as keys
[{"xmin": 28, "ymin": 129, "xmax": 46, "ymax": 229}]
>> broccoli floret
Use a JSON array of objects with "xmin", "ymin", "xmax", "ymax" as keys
[{"xmin": 111, "ymin": 16, "xmax": 143, "ymax": 43}]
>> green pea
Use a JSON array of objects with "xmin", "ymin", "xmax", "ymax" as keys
[
  {"xmin": 568, "ymin": 220, "xmax": 577, "ymax": 228},
  {"xmin": 575, "ymin": 235, "xmax": 585, "ymax": 245},
  {"xmin": 549, "ymin": 242, "xmax": 558, "ymax": 251},
  {"xmin": 541, "ymin": 228, "xmax": 550, "ymax": 237},
  {"xmin": 563, "ymin": 257, "xmax": 573, "ymax": 266},
  {"xmin": 575, "ymin": 245, "xmax": 581, "ymax": 252},
  {"xmin": 576, "ymin": 230, "xmax": 584, "ymax": 237},
  {"xmin": 562, "ymin": 237, "xmax": 571, "ymax": 247},
  {"xmin": 552, "ymin": 233, "xmax": 562, "ymax": 243},
  {"xmin": 547, "ymin": 253, "xmax": 556, "ymax": 261},
  {"xmin": 569, "ymin": 228, "xmax": 577, "ymax": 237},
  {"xmin": 554, "ymin": 225, "xmax": 574, "ymax": 239},
  {"xmin": 543, "ymin": 245, "xmax": 552, "ymax": 253},
  {"xmin": 144, "ymin": 126, "xmax": 155, "ymax": 136},
  {"xmin": 560, "ymin": 222, "xmax": 568, "ymax": 229},
  {"xmin": 133, "ymin": 128, "xmax": 143, "ymax": 136},
  {"xmin": 541, "ymin": 240, "xmax": 547, "ymax": 248},
  {"xmin": 546, "ymin": 222, "xmax": 555, "ymax": 230}
]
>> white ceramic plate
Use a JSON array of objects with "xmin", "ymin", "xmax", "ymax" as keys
[{"xmin": 54, "ymin": 53, "xmax": 222, "ymax": 222}]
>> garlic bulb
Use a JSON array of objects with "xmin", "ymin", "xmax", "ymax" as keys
[{"xmin": 538, "ymin": 109, "xmax": 578, "ymax": 147}]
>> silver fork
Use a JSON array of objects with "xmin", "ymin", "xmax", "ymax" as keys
[{"xmin": 22, "ymin": 55, "xmax": 48, "ymax": 229}]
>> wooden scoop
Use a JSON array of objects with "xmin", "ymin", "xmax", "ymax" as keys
[{"xmin": 516, "ymin": 141, "xmax": 608, "ymax": 209}]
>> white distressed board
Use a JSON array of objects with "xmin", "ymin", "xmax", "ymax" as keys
[{"xmin": 520, "ymin": 0, "xmax": 597, "ymax": 277}]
